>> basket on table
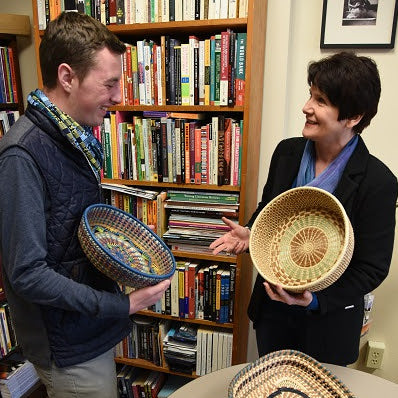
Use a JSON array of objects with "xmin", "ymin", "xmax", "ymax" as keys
[
  {"xmin": 228, "ymin": 349, "xmax": 355, "ymax": 398},
  {"xmin": 78, "ymin": 204, "xmax": 175, "ymax": 288},
  {"xmin": 249, "ymin": 187, "xmax": 354, "ymax": 292}
]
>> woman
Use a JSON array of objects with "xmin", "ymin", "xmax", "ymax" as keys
[{"xmin": 210, "ymin": 52, "xmax": 397, "ymax": 365}]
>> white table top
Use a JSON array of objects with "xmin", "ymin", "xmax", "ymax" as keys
[{"xmin": 169, "ymin": 362, "xmax": 398, "ymax": 398}]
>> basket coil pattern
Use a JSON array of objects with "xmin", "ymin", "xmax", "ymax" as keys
[
  {"xmin": 228, "ymin": 349, "xmax": 355, "ymax": 398},
  {"xmin": 249, "ymin": 187, "xmax": 354, "ymax": 292},
  {"xmin": 78, "ymin": 204, "xmax": 176, "ymax": 288}
]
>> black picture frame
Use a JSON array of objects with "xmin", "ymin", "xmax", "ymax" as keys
[{"xmin": 320, "ymin": 0, "xmax": 398, "ymax": 48}]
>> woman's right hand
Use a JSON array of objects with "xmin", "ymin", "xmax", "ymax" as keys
[{"xmin": 209, "ymin": 217, "xmax": 250, "ymax": 255}]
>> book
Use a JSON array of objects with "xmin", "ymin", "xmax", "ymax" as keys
[{"xmin": 167, "ymin": 190, "xmax": 239, "ymax": 204}]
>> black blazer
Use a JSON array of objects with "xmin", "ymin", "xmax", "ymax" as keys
[{"xmin": 247, "ymin": 137, "xmax": 397, "ymax": 364}]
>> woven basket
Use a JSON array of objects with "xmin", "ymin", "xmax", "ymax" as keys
[
  {"xmin": 249, "ymin": 187, "xmax": 354, "ymax": 292},
  {"xmin": 78, "ymin": 204, "xmax": 176, "ymax": 288},
  {"xmin": 228, "ymin": 349, "xmax": 355, "ymax": 398}
]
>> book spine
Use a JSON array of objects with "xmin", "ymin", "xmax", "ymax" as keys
[
  {"xmin": 194, "ymin": 127, "xmax": 202, "ymax": 184},
  {"xmin": 219, "ymin": 31, "xmax": 229, "ymax": 106},
  {"xmin": 235, "ymin": 32, "xmax": 247, "ymax": 106}
]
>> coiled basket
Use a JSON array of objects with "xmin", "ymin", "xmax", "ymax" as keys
[
  {"xmin": 78, "ymin": 204, "xmax": 175, "ymax": 288},
  {"xmin": 228, "ymin": 349, "xmax": 355, "ymax": 398},
  {"xmin": 249, "ymin": 187, "xmax": 354, "ymax": 292}
]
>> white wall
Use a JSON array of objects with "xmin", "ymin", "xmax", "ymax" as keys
[{"xmin": 247, "ymin": 0, "xmax": 398, "ymax": 384}]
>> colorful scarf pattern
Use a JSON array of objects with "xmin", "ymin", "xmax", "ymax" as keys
[{"xmin": 27, "ymin": 89, "xmax": 103, "ymax": 179}]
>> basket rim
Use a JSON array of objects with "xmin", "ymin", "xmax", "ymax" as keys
[
  {"xmin": 228, "ymin": 349, "xmax": 354, "ymax": 397},
  {"xmin": 249, "ymin": 187, "xmax": 353, "ymax": 291},
  {"xmin": 82, "ymin": 203, "xmax": 176, "ymax": 280}
]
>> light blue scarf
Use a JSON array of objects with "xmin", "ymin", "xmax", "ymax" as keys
[{"xmin": 293, "ymin": 135, "xmax": 358, "ymax": 193}]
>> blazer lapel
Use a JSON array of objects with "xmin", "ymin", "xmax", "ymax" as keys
[{"xmin": 334, "ymin": 137, "xmax": 368, "ymax": 214}]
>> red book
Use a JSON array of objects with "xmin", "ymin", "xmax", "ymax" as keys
[
  {"xmin": 223, "ymin": 117, "xmax": 232, "ymax": 185},
  {"xmin": 194, "ymin": 127, "xmax": 202, "ymax": 184},
  {"xmin": 189, "ymin": 121, "xmax": 196, "ymax": 183},
  {"xmin": 184, "ymin": 122, "xmax": 190, "ymax": 184},
  {"xmin": 7, "ymin": 48, "xmax": 18, "ymax": 103},
  {"xmin": 108, "ymin": 0, "xmax": 117, "ymax": 24},
  {"xmin": 125, "ymin": 45, "xmax": 133, "ymax": 105}
]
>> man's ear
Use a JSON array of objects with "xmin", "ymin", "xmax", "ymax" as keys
[
  {"xmin": 346, "ymin": 114, "xmax": 363, "ymax": 129},
  {"xmin": 58, "ymin": 63, "xmax": 75, "ymax": 93}
]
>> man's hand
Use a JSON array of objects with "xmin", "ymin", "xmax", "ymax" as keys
[
  {"xmin": 128, "ymin": 279, "xmax": 171, "ymax": 314},
  {"xmin": 263, "ymin": 281, "xmax": 313, "ymax": 307}
]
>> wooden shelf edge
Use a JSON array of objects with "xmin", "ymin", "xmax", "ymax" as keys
[
  {"xmin": 102, "ymin": 178, "xmax": 241, "ymax": 192},
  {"xmin": 0, "ymin": 14, "xmax": 31, "ymax": 36},
  {"xmin": 136, "ymin": 310, "xmax": 234, "ymax": 328},
  {"xmin": 172, "ymin": 250, "xmax": 237, "ymax": 263},
  {"xmin": 115, "ymin": 357, "xmax": 197, "ymax": 379},
  {"xmin": 109, "ymin": 105, "xmax": 244, "ymax": 112}
]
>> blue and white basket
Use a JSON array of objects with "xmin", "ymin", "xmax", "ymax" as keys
[{"xmin": 78, "ymin": 204, "xmax": 175, "ymax": 288}]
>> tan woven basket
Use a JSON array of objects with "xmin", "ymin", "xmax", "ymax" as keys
[
  {"xmin": 228, "ymin": 349, "xmax": 355, "ymax": 398},
  {"xmin": 249, "ymin": 187, "xmax": 354, "ymax": 292}
]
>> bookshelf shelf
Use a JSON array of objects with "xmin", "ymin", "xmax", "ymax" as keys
[
  {"xmin": 32, "ymin": 0, "xmax": 267, "ymax": 381},
  {"xmin": 102, "ymin": 178, "xmax": 241, "ymax": 192},
  {"xmin": 172, "ymin": 250, "xmax": 237, "ymax": 263},
  {"xmin": 115, "ymin": 357, "xmax": 198, "ymax": 379},
  {"xmin": 109, "ymin": 104, "xmax": 244, "ymax": 112},
  {"xmin": 136, "ymin": 310, "xmax": 234, "ymax": 329}
]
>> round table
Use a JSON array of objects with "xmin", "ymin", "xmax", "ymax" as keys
[{"xmin": 169, "ymin": 362, "xmax": 398, "ymax": 397}]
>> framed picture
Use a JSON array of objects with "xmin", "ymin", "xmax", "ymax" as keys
[{"xmin": 320, "ymin": 0, "xmax": 398, "ymax": 48}]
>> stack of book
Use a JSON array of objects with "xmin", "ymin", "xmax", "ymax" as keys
[
  {"xmin": 163, "ymin": 324, "xmax": 197, "ymax": 374},
  {"xmin": 0, "ymin": 361, "xmax": 39, "ymax": 398},
  {"xmin": 163, "ymin": 190, "xmax": 239, "ymax": 251}
]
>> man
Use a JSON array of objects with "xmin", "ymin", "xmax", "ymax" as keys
[{"xmin": 0, "ymin": 12, "xmax": 170, "ymax": 397}]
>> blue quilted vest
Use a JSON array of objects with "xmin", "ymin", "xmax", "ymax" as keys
[{"xmin": 0, "ymin": 106, "xmax": 131, "ymax": 367}]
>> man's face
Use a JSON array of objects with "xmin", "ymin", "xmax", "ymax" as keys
[{"xmin": 68, "ymin": 47, "xmax": 122, "ymax": 126}]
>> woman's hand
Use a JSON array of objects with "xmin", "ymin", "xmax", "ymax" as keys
[
  {"xmin": 209, "ymin": 217, "xmax": 250, "ymax": 255},
  {"xmin": 128, "ymin": 279, "xmax": 171, "ymax": 314},
  {"xmin": 263, "ymin": 281, "xmax": 313, "ymax": 307}
]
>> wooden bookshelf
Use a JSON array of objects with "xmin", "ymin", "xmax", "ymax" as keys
[
  {"xmin": 0, "ymin": 14, "xmax": 30, "ymax": 116},
  {"xmin": 31, "ymin": 0, "xmax": 267, "ymax": 376}
]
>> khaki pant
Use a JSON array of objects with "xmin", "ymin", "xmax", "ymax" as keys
[{"xmin": 34, "ymin": 349, "xmax": 117, "ymax": 398}]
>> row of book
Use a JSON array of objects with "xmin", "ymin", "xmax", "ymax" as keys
[
  {"xmin": 119, "ymin": 31, "xmax": 246, "ymax": 107},
  {"xmin": 0, "ymin": 47, "xmax": 18, "ymax": 104},
  {"xmin": 102, "ymin": 187, "xmax": 168, "ymax": 237},
  {"xmin": 0, "ymin": 303, "xmax": 17, "ymax": 360},
  {"xmin": 146, "ymin": 261, "xmax": 236, "ymax": 323},
  {"xmin": 96, "ymin": 112, "xmax": 243, "ymax": 186},
  {"xmin": 0, "ymin": 111, "xmax": 20, "ymax": 138},
  {"xmin": 36, "ymin": 0, "xmax": 249, "ymax": 30},
  {"xmin": 117, "ymin": 365, "xmax": 189, "ymax": 398},
  {"xmin": 116, "ymin": 319, "xmax": 233, "ymax": 375}
]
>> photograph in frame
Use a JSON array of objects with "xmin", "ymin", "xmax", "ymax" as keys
[{"xmin": 320, "ymin": 0, "xmax": 398, "ymax": 48}]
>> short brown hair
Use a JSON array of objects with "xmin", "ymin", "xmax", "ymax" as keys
[
  {"xmin": 40, "ymin": 12, "xmax": 126, "ymax": 89},
  {"xmin": 307, "ymin": 51, "xmax": 381, "ymax": 134}
]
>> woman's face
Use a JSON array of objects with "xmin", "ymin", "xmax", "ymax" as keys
[{"xmin": 302, "ymin": 85, "xmax": 351, "ymax": 145}]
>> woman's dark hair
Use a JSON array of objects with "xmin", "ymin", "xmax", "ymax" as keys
[
  {"xmin": 40, "ymin": 11, "xmax": 126, "ymax": 89},
  {"xmin": 307, "ymin": 51, "xmax": 381, "ymax": 134}
]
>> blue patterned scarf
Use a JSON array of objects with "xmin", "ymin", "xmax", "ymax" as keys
[
  {"xmin": 27, "ymin": 89, "xmax": 103, "ymax": 179},
  {"xmin": 293, "ymin": 135, "xmax": 358, "ymax": 193}
]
